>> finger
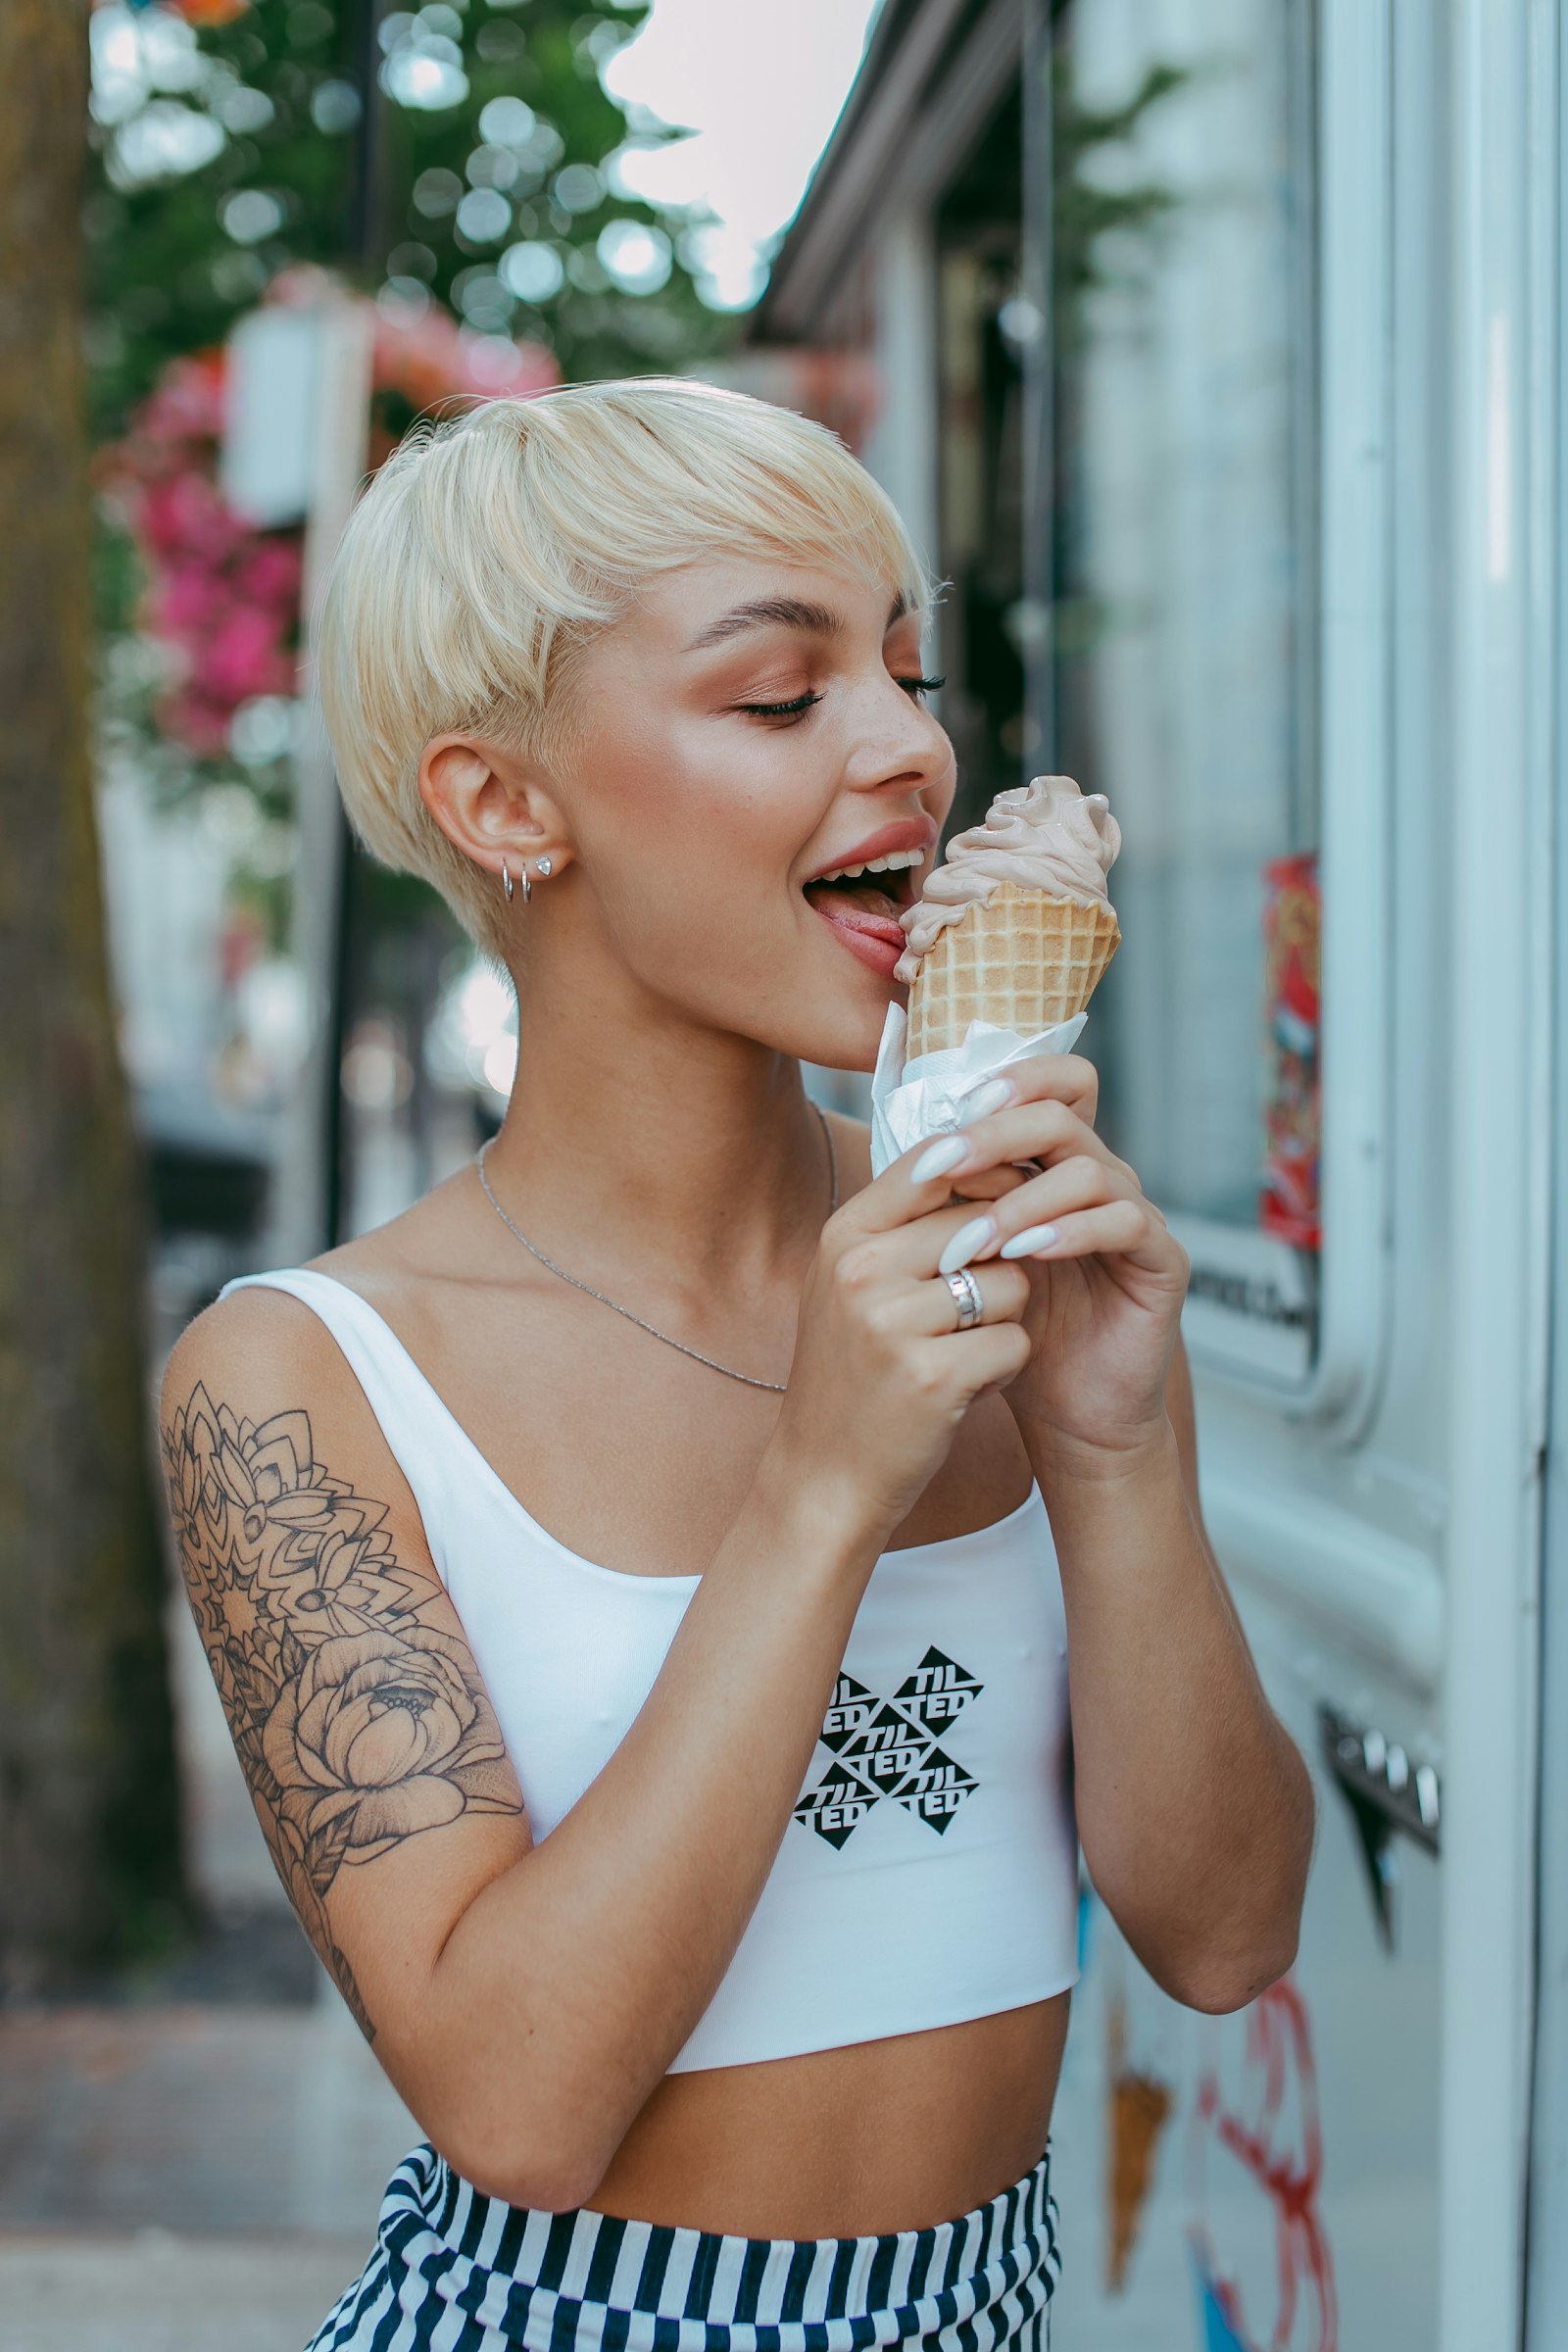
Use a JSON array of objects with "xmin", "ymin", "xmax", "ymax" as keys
[
  {"xmin": 956, "ymin": 1053, "xmax": 1100, "ymax": 1127},
  {"xmin": 906, "ymin": 1260, "xmax": 1031, "ymax": 1339},
  {"xmin": 995, "ymin": 1196, "xmax": 1181, "ymax": 1274},
  {"xmin": 951, "ymin": 1095, "xmax": 1114, "ymax": 1181},
  {"xmin": 834, "ymin": 1128, "xmax": 1016, "ymax": 1239},
  {"xmin": 948, "ymin": 1165, "xmax": 1031, "ymax": 1204},
  {"xmin": 985, "ymin": 1154, "xmax": 1140, "ymax": 1256},
  {"xmin": 837, "ymin": 1200, "xmax": 1019, "ymax": 1287},
  {"xmin": 926, "ymin": 1321, "xmax": 1035, "ymax": 1396}
]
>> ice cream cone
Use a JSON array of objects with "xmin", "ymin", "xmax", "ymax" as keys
[{"xmin": 906, "ymin": 882, "xmax": 1120, "ymax": 1060}]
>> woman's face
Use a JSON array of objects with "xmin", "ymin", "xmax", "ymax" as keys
[{"xmin": 550, "ymin": 557, "xmax": 957, "ymax": 1071}]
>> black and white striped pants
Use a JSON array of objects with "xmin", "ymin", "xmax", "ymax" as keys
[{"xmin": 308, "ymin": 2140, "xmax": 1060, "ymax": 2352}]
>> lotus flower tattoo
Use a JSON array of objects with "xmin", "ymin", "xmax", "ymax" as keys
[{"xmin": 163, "ymin": 1383, "xmax": 520, "ymax": 2037}]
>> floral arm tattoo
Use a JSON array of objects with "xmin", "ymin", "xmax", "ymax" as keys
[{"xmin": 163, "ymin": 1382, "xmax": 523, "ymax": 2042}]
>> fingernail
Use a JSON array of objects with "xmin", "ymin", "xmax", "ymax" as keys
[
  {"xmin": 1000, "ymin": 1222, "xmax": 1060, "ymax": 1258},
  {"xmin": 958, "ymin": 1077, "xmax": 1014, "ymax": 1125},
  {"xmin": 939, "ymin": 1216, "xmax": 998, "ymax": 1275},
  {"xmin": 911, "ymin": 1135, "xmax": 969, "ymax": 1184}
]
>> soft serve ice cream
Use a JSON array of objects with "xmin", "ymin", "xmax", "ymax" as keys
[
  {"xmin": 895, "ymin": 775, "xmax": 1121, "ymax": 984},
  {"xmin": 897, "ymin": 775, "xmax": 1122, "ymax": 1060},
  {"xmin": 869, "ymin": 774, "xmax": 1124, "ymax": 1166}
]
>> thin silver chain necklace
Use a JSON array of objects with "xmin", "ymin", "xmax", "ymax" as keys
[{"xmin": 473, "ymin": 1105, "xmax": 839, "ymax": 1395}]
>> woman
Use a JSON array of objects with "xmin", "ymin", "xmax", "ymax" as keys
[{"xmin": 161, "ymin": 380, "xmax": 1312, "ymax": 2349}]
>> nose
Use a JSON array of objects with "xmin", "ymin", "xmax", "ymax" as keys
[{"xmin": 842, "ymin": 677, "xmax": 956, "ymax": 805}]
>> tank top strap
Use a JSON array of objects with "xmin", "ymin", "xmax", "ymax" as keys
[{"xmin": 218, "ymin": 1267, "xmax": 467, "ymax": 1577}]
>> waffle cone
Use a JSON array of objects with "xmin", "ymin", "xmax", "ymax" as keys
[{"xmin": 905, "ymin": 883, "xmax": 1120, "ymax": 1059}]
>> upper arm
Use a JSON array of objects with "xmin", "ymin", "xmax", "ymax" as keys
[{"xmin": 159, "ymin": 1290, "xmax": 529, "ymax": 2056}]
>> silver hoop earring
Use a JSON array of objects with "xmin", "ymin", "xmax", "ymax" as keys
[
  {"xmin": 519, "ymin": 862, "xmax": 532, "ymax": 904},
  {"xmin": 536, "ymin": 856, "xmax": 554, "ymax": 879},
  {"xmin": 501, "ymin": 860, "xmax": 514, "ymax": 903}
]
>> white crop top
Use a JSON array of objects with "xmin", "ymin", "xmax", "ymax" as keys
[{"xmin": 222, "ymin": 1267, "xmax": 1079, "ymax": 2070}]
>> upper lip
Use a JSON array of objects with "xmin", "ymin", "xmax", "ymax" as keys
[{"xmin": 802, "ymin": 815, "xmax": 938, "ymax": 889}]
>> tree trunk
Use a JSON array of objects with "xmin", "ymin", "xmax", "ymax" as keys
[{"xmin": 0, "ymin": 0, "xmax": 185, "ymax": 1987}]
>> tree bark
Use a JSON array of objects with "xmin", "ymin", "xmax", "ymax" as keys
[{"xmin": 0, "ymin": 0, "xmax": 185, "ymax": 1986}]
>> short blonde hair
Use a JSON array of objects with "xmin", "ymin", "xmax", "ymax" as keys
[{"xmin": 318, "ymin": 377, "xmax": 931, "ymax": 955}]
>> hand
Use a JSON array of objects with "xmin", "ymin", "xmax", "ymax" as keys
[
  {"xmin": 769, "ymin": 1146, "xmax": 1035, "ymax": 1541},
  {"xmin": 931, "ymin": 1054, "xmax": 1190, "ymax": 1464}
]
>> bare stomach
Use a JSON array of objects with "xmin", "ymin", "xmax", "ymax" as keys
[{"xmin": 589, "ymin": 1993, "xmax": 1071, "ymax": 2239}]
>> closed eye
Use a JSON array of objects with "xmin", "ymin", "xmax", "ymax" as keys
[
  {"xmin": 736, "ymin": 674, "xmax": 943, "ymax": 721},
  {"xmin": 734, "ymin": 691, "xmax": 824, "ymax": 721}
]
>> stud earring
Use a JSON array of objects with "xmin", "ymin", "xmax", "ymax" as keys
[
  {"xmin": 501, "ymin": 860, "xmax": 514, "ymax": 903},
  {"xmin": 536, "ymin": 856, "xmax": 554, "ymax": 879}
]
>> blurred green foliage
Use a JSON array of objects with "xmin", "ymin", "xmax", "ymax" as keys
[
  {"xmin": 84, "ymin": 0, "xmax": 731, "ymax": 443},
  {"xmin": 1052, "ymin": 60, "xmax": 1188, "ymax": 340}
]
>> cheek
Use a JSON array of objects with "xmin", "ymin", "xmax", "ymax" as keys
[{"xmin": 575, "ymin": 708, "xmax": 827, "ymax": 899}]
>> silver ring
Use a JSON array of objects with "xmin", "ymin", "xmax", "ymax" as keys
[{"xmin": 945, "ymin": 1267, "xmax": 985, "ymax": 1330}]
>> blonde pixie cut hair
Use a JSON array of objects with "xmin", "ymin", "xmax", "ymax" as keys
[{"xmin": 318, "ymin": 377, "xmax": 931, "ymax": 956}]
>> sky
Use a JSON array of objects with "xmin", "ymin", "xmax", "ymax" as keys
[{"xmin": 603, "ymin": 0, "xmax": 885, "ymax": 308}]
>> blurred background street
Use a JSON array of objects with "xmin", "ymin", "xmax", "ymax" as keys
[{"xmin": 2, "ymin": 2, "xmax": 883, "ymax": 2339}]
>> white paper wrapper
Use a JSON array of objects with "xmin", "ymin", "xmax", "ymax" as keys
[{"xmin": 869, "ymin": 1005, "xmax": 1089, "ymax": 1176}]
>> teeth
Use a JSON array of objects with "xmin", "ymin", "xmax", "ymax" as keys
[{"xmin": 814, "ymin": 847, "xmax": 924, "ymax": 885}]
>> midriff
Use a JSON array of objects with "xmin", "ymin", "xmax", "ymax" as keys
[{"xmin": 589, "ymin": 1992, "xmax": 1071, "ymax": 2237}]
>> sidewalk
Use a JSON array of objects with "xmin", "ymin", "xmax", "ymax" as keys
[
  {"xmin": 0, "ymin": 2236, "xmax": 370, "ymax": 2352},
  {"xmin": 0, "ymin": 1591, "xmax": 416, "ymax": 2351}
]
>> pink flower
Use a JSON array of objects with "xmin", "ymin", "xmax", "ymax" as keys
[
  {"xmin": 153, "ymin": 564, "xmax": 219, "ymax": 636},
  {"xmin": 236, "ymin": 539, "xmax": 302, "ymax": 609},
  {"xmin": 203, "ymin": 607, "xmax": 293, "ymax": 704},
  {"xmin": 103, "ymin": 294, "xmax": 559, "ymax": 761}
]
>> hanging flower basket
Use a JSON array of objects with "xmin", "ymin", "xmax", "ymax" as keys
[{"xmin": 100, "ymin": 277, "xmax": 558, "ymax": 760}]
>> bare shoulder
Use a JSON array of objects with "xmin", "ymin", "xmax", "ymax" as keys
[
  {"xmin": 158, "ymin": 1280, "xmax": 419, "ymax": 1620},
  {"xmin": 162, "ymin": 1272, "xmax": 350, "ymax": 1417},
  {"xmin": 159, "ymin": 1157, "xmax": 481, "ymax": 1402}
]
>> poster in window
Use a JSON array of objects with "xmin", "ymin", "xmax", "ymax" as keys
[{"xmin": 1260, "ymin": 854, "xmax": 1321, "ymax": 1251}]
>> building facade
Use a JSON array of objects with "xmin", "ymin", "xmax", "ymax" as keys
[{"xmin": 752, "ymin": 3, "xmax": 1566, "ymax": 2345}]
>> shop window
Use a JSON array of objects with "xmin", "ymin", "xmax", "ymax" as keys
[
  {"xmin": 1040, "ymin": 0, "xmax": 1322, "ymax": 1384},
  {"xmin": 934, "ymin": 84, "xmax": 1028, "ymax": 834}
]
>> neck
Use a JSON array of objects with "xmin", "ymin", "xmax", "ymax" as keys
[{"xmin": 480, "ymin": 950, "xmax": 833, "ymax": 1292}]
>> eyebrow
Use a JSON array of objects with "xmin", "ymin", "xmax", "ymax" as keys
[{"xmin": 685, "ymin": 590, "xmax": 912, "ymax": 653}]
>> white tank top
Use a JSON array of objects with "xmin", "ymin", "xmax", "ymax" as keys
[{"xmin": 222, "ymin": 1268, "xmax": 1080, "ymax": 2070}]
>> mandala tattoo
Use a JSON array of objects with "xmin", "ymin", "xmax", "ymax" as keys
[{"xmin": 163, "ymin": 1383, "xmax": 522, "ymax": 2040}]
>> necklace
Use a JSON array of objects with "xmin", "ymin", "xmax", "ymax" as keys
[{"xmin": 473, "ymin": 1104, "xmax": 840, "ymax": 1394}]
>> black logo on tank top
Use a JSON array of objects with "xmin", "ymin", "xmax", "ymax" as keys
[{"xmin": 792, "ymin": 1647, "xmax": 982, "ymax": 1848}]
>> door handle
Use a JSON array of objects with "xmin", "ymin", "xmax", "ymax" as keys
[{"xmin": 1317, "ymin": 1701, "xmax": 1441, "ymax": 1950}]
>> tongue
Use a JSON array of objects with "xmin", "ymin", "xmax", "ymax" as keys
[
  {"xmin": 806, "ymin": 891, "xmax": 906, "ymax": 948},
  {"xmin": 807, "ymin": 877, "xmax": 903, "ymax": 916}
]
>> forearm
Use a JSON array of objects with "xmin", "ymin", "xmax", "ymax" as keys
[
  {"xmin": 413, "ymin": 1456, "xmax": 881, "ymax": 2202},
  {"xmin": 1028, "ymin": 1419, "xmax": 1312, "ymax": 2011}
]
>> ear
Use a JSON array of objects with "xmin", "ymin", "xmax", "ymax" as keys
[{"xmin": 417, "ymin": 734, "xmax": 573, "ymax": 888}]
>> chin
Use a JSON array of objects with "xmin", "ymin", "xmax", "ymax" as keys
[
  {"xmin": 770, "ymin": 977, "xmax": 904, "ymax": 1076},
  {"xmin": 686, "ymin": 931, "xmax": 908, "ymax": 1075}
]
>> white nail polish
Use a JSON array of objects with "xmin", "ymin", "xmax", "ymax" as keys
[
  {"xmin": 1001, "ymin": 1222, "xmax": 1060, "ymax": 1258},
  {"xmin": 939, "ymin": 1216, "xmax": 998, "ymax": 1276},
  {"xmin": 958, "ymin": 1077, "xmax": 1013, "ymax": 1125},
  {"xmin": 911, "ymin": 1135, "xmax": 969, "ymax": 1184}
]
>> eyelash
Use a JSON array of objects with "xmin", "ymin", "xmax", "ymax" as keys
[
  {"xmin": 736, "ymin": 675, "xmax": 947, "ymax": 721},
  {"xmin": 736, "ymin": 691, "xmax": 823, "ymax": 720}
]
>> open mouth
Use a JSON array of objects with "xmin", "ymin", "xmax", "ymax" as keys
[{"xmin": 803, "ymin": 847, "xmax": 924, "ymax": 980}]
